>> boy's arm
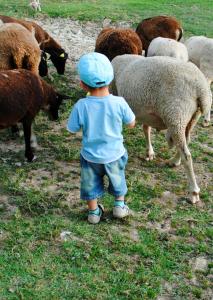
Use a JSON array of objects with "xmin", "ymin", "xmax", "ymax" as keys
[
  {"xmin": 67, "ymin": 105, "xmax": 81, "ymax": 133},
  {"xmin": 127, "ymin": 119, "xmax": 136, "ymax": 128},
  {"xmin": 122, "ymin": 99, "xmax": 136, "ymax": 128}
]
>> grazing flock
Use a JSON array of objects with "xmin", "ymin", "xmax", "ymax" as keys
[{"xmin": 0, "ymin": 15, "xmax": 212, "ymax": 204}]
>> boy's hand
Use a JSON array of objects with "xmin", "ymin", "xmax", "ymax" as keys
[{"xmin": 127, "ymin": 119, "xmax": 135, "ymax": 128}]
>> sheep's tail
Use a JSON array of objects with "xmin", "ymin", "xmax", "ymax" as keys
[
  {"xmin": 185, "ymin": 109, "xmax": 202, "ymax": 139},
  {"xmin": 197, "ymin": 84, "xmax": 212, "ymax": 116},
  {"xmin": 177, "ymin": 27, "xmax": 183, "ymax": 41}
]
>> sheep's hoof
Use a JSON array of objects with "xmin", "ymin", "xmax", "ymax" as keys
[
  {"xmin": 167, "ymin": 159, "xmax": 181, "ymax": 168},
  {"xmin": 31, "ymin": 141, "xmax": 38, "ymax": 149},
  {"xmin": 145, "ymin": 153, "xmax": 155, "ymax": 161},
  {"xmin": 32, "ymin": 155, "xmax": 37, "ymax": 162},
  {"xmin": 190, "ymin": 192, "xmax": 200, "ymax": 204},
  {"xmin": 202, "ymin": 120, "xmax": 210, "ymax": 127},
  {"xmin": 145, "ymin": 156, "xmax": 154, "ymax": 161},
  {"xmin": 27, "ymin": 155, "xmax": 37, "ymax": 162},
  {"xmin": 19, "ymin": 130, "xmax": 24, "ymax": 137}
]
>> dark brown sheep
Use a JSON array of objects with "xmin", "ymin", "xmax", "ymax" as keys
[
  {"xmin": 136, "ymin": 16, "xmax": 183, "ymax": 56},
  {"xmin": 0, "ymin": 15, "xmax": 68, "ymax": 76},
  {"xmin": 0, "ymin": 69, "xmax": 69, "ymax": 161},
  {"xmin": 95, "ymin": 28, "xmax": 142, "ymax": 61}
]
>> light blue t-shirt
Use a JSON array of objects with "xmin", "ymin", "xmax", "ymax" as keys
[{"xmin": 67, "ymin": 94, "xmax": 135, "ymax": 163}]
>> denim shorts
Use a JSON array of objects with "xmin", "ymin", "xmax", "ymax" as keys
[{"xmin": 80, "ymin": 152, "xmax": 128, "ymax": 200}]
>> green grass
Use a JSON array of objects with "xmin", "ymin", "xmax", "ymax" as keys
[
  {"xmin": 0, "ymin": 84, "xmax": 212, "ymax": 299},
  {"xmin": 0, "ymin": 0, "xmax": 213, "ymax": 36},
  {"xmin": 0, "ymin": 1, "xmax": 213, "ymax": 299}
]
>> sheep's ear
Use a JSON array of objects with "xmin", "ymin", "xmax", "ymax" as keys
[{"xmin": 59, "ymin": 52, "xmax": 68, "ymax": 59}]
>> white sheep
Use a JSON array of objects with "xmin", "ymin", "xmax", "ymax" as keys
[
  {"xmin": 185, "ymin": 36, "xmax": 213, "ymax": 126},
  {"xmin": 29, "ymin": 0, "xmax": 41, "ymax": 11},
  {"xmin": 111, "ymin": 55, "xmax": 212, "ymax": 204},
  {"xmin": 147, "ymin": 37, "xmax": 188, "ymax": 62}
]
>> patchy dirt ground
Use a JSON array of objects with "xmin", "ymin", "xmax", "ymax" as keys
[
  {"xmin": 34, "ymin": 17, "xmax": 131, "ymax": 65},
  {"xmin": 0, "ymin": 16, "xmax": 212, "ymax": 205}
]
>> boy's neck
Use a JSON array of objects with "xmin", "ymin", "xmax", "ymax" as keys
[{"xmin": 89, "ymin": 86, "xmax": 110, "ymax": 97}]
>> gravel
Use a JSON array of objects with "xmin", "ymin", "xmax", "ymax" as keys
[{"xmin": 30, "ymin": 17, "xmax": 132, "ymax": 66}]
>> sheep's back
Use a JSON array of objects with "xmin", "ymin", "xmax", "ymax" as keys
[
  {"xmin": 185, "ymin": 36, "xmax": 213, "ymax": 81},
  {"xmin": 0, "ymin": 15, "xmax": 33, "ymax": 32},
  {"xmin": 95, "ymin": 28, "xmax": 142, "ymax": 61},
  {"xmin": 136, "ymin": 16, "xmax": 182, "ymax": 52},
  {"xmin": 112, "ymin": 55, "xmax": 211, "ymax": 127},
  {"xmin": 0, "ymin": 15, "xmax": 48, "ymax": 45},
  {"xmin": 0, "ymin": 69, "xmax": 43, "ymax": 126},
  {"xmin": 147, "ymin": 37, "xmax": 188, "ymax": 62},
  {"xmin": 0, "ymin": 23, "xmax": 39, "ymax": 49},
  {"xmin": 0, "ymin": 23, "xmax": 41, "ymax": 72}
]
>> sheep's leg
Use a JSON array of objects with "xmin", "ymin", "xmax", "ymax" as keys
[
  {"xmin": 178, "ymin": 142, "xmax": 200, "ymax": 204},
  {"xmin": 11, "ymin": 125, "xmax": 24, "ymax": 137},
  {"xmin": 166, "ymin": 131, "xmax": 182, "ymax": 166},
  {"xmin": 22, "ymin": 117, "xmax": 36, "ymax": 162},
  {"xmin": 143, "ymin": 124, "xmax": 155, "ymax": 160},
  {"xmin": 186, "ymin": 109, "xmax": 202, "ymax": 144},
  {"xmin": 168, "ymin": 150, "xmax": 181, "ymax": 167},
  {"xmin": 37, "ymin": 0, "xmax": 41, "ymax": 11},
  {"xmin": 30, "ymin": 133, "xmax": 37, "ymax": 148},
  {"xmin": 168, "ymin": 110, "xmax": 201, "ymax": 168},
  {"xmin": 202, "ymin": 77, "xmax": 212, "ymax": 127},
  {"xmin": 11, "ymin": 125, "xmax": 20, "ymax": 136},
  {"xmin": 30, "ymin": 127, "xmax": 38, "ymax": 148},
  {"xmin": 203, "ymin": 110, "xmax": 211, "ymax": 127}
]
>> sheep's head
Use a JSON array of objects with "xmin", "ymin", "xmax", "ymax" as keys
[
  {"xmin": 39, "ymin": 51, "xmax": 48, "ymax": 77},
  {"xmin": 48, "ymin": 49, "xmax": 68, "ymax": 75},
  {"xmin": 48, "ymin": 93, "xmax": 70, "ymax": 120},
  {"xmin": 42, "ymin": 81, "xmax": 70, "ymax": 120}
]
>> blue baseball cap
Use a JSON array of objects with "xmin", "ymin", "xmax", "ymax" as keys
[{"xmin": 77, "ymin": 52, "xmax": 114, "ymax": 88}]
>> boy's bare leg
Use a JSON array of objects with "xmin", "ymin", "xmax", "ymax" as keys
[
  {"xmin": 87, "ymin": 199, "xmax": 98, "ymax": 210},
  {"xmin": 115, "ymin": 196, "xmax": 124, "ymax": 201}
]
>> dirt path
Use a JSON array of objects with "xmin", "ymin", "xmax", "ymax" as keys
[{"xmin": 34, "ymin": 17, "xmax": 131, "ymax": 65}]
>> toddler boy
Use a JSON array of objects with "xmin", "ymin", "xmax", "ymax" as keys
[{"xmin": 67, "ymin": 52, "xmax": 135, "ymax": 224}]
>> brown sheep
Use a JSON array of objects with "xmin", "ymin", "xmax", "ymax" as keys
[
  {"xmin": 0, "ymin": 22, "xmax": 41, "ymax": 75},
  {"xmin": 0, "ymin": 15, "xmax": 68, "ymax": 75},
  {"xmin": 136, "ymin": 16, "xmax": 183, "ymax": 56},
  {"xmin": 0, "ymin": 69, "xmax": 69, "ymax": 162},
  {"xmin": 0, "ymin": 21, "xmax": 43, "ymax": 139},
  {"xmin": 95, "ymin": 28, "xmax": 142, "ymax": 61}
]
